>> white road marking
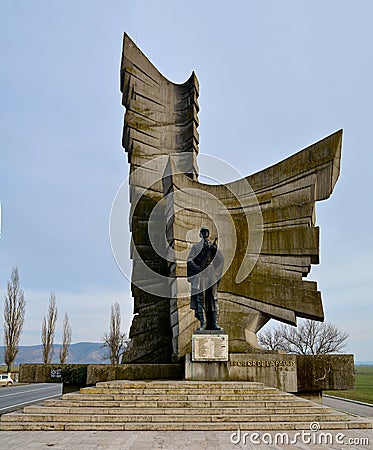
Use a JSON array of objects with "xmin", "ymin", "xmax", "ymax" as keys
[{"xmin": 0, "ymin": 385, "xmax": 61, "ymax": 398}]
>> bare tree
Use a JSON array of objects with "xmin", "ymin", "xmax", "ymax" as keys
[
  {"xmin": 59, "ymin": 312, "xmax": 72, "ymax": 364},
  {"xmin": 102, "ymin": 302, "xmax": 128, "ymax": 364},
  {"xmin": 41, "ymin": 293, "xmax": 58, "ymax": 364},
  {"xmin": 258, "ymin": 319, "xmax": 349, "ymax": 355},
  {"xmin": 257, "ymin": 327, "xmax": 290, "ymax": 352},
  {"xmin": 3, "ymin": 267, "xmax": 26, "ymax": 372}
]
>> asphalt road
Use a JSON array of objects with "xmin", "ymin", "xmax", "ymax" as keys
[
  {"xmin": 323, "ymin": 394, "xmax": 373, "ymax": 418},
  {"xmin": 0, "ymin": 383, "xmax": 62, "ymax": 414}
]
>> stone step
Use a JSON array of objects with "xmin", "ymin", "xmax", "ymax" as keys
[
  {"xmin": 62, "ymin": 393, "xmax": 294, "ymax": 402},
  {"xmin": 1, "ymin": 380, "xmax": 371, "ymax": 432},
  {"xmin": 1, "ymin": 420, "xmax": 371, "ymax": 432},
  {"xmin": 45, "ymin": 399, "xmax": 313, "ymax": 409},
  {"xmin": 23, "ymin": 405, "xmax": 332, "ymax": 416},
  {"xmin": 0, "ymin": 412, "xmax": 353, "ymax": 423},
  {"xmin": 80, "ymin": 387, "xmax": 279, "ymax": 395},
  {"xmin": 96, "ymin": 381, "xmax": 265, "ymax": 389}
]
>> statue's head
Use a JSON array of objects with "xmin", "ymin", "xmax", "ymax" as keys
[{"xmin": 200, "ymin": 226, "xmax": 210, "ymax": 239}]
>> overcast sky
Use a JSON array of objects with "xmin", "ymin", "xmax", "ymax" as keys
[{"xmin": 1, "ymin": 1, "xmax": 372, "ymax": 361}]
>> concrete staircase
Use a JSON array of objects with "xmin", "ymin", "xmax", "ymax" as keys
[{"xmin": 1, "ymin": 381, "xmax": 371, "ymax": 431}]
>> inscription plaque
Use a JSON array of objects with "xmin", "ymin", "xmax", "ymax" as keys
[
  {"xmin": 229, "ymin": 353, "xmax": 297, "ymax": 392},
  {"xmin": 192, "ymin": 334, "xmax": 228, "ymax": 361}
]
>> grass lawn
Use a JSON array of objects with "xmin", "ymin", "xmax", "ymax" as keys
[
  {"xmin": 324, "ymin": 365, "xmax": 373, "ymax": 405},
  {"xmin": 0, "ymin": 366, "xmax": 19, "ymax": 374}
]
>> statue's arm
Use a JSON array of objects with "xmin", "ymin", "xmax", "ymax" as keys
[
  {"xmin": 187, "ymin": 243, "xmax": 202, "ymax": 277},
  {"xmin": 187, "ymin": 259, "xmax": 200, "ymax": 276}
]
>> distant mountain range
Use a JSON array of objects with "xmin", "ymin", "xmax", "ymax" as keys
[{"xmin": 0, "ymin": 342, "xmax": 110, "ymax": 365}]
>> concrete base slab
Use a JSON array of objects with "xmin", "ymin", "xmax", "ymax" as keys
[
  {"xmin": 1, "ymin": 429, "xmax": 373, "ymax": 449},
  {"xmin": 185, "ymin": 354, "xmax": 229, "ymax": 381}
]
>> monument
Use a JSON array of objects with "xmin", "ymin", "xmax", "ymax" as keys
[
  {"xmin": 119, "ymin": 33, "xmax": 350, "ymax": 395},
  {"xmin": 3, "ymin": 34, "xmax": 371, "ymax": 434}
]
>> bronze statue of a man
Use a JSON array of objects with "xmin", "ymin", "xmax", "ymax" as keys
[{"xmin": 187, "ymin": 227, "xmax": 224, "ymax": 330}]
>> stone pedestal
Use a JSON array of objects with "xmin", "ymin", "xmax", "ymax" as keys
[{"xmin": 185, "ymin": 353, "xmax": 230, "ymax": 381}]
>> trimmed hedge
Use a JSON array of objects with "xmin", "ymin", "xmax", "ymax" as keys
[
  {"xmin": 19, "ymin": 364, "xmax": 87, "ymax": 386},
  {"xmin": 19, "ymin": 363, "xmax": 184, "ymax": 387}
]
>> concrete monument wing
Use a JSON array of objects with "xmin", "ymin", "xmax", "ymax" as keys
[{"xmin": 119, "ymin": 33, "xmax": 342, "ymax": 363}]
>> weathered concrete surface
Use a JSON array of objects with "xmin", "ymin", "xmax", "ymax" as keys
[
  {"xmin": 185, "ymin": 354, "xmax": 230, "ymax": 381},
  {"xmin": 120, "ymin": 32, "xmax": 342, "ymax": 362},
  {"xmin": 120, "ymin": 33, "xmax": 199, "ymax": 363},
  {"xmin": 185, "ymin": 353, "xmax": 297, "ymax": 392},
  {"xmin": 165, "ymin": 131, "xmax": 342, "ymax": 357},
  {"xmin": 296, "ymin": 354, "xmax": 355, "ymax": 392},
  {"xmin": 229, "ymin": 353, "xmax": 297, "ymax": 392},
  {"xmin": 184, "ymin": 354, "xmax": 355, "ymax": 395}
]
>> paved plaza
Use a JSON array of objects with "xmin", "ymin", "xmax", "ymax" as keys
[{"xmin": 1, "ymin": 425, "xmax": 373, "ymax": 450}]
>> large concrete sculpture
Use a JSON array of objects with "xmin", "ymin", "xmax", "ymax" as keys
[{"xmin": 120, "ymin": 33, "xmax": 342, "ymax": 363}]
